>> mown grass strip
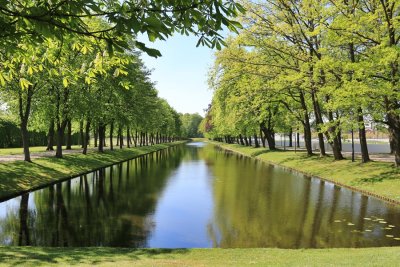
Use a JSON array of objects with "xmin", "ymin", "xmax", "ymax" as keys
[
  {"xmin": 0, "ymin": 247, "xmax": 399, "ymax": 266},
  {"xmin": 0, "ymin": 142, "xmax": 185, "ymax": 201},
  {"xmin": 211, "ymin": 142, "xmax": 400, "ymax": 205}
]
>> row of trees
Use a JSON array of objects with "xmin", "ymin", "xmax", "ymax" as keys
[
  {"xmin": 0, "ymin": 1, "xmax": 245, "ymax": 162},
  {"xmin": 202, "ymin": 0, "xmax": 400, "ymax": 166},
  {"xmin": 180, "ymin": 113, "xmax": 204, "ymax": 138},
  {"xmin": 0, "ymin": 19, "xmax": 186, "ymax": 161}
]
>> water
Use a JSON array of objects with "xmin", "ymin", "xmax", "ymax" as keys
[{"xmin": 0, "ymin": 142, "xmax": 399, "ymax": 248}]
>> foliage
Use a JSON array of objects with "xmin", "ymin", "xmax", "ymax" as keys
[
  {"xmin": 0, "ymin": 0, "xmax": 244, "ymax": 57},
  {"xmin": 203, "ymin": 0, "xmax": 400, "ymax": 165},
  {"xmin": 180, "ymin": 113, "xmax": 204, "ymax": 138}
]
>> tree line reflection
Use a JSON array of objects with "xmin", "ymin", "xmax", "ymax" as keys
[
  {"xmin": 1, "ymin": 143, "xmax": 400, "ymax": 248},
  {"xmin": 0, "ymin": 146, "xmax": 186, "ymax": 247},
  {"xmin": 203, "ymin": 147, "xmax": 400, "ymax": 248}
]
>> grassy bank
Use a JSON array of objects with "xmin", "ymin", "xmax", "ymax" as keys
[
  {"xmin": 0, "ymin": 246, "xmax": 399, "ymax": 266},
  {"xmin": 211, "ymin": 142, "xmax": 400, "ymax": 204},
  {"xmin": 0, "ymin": 142, "xmax": 184, "ymax": 200}
]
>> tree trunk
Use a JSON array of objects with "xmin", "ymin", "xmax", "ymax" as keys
[
  {"xmin": 260, "ymin": 123, "xmax": 276, "ymax": 150},
  {"xmin": 98, "ymin": 123, "xmax": 105, "ymax": 153},
  {"xmin": 385, "ymin": 98, "xmax": 400, "ymax": 166},
  {"xmin": 94, "ymin": 128, "xmax": 98, "ymax": 147},
  {"xmin": 265, "ymin": 131, "xmax": 276, "ymax": 150},
  {"xmin": 259, "ymin": 129, "xmax": 266, "ymax": 148},
  {"xmin": 46, "ymin": 119, "xmax": 55, "ymax": 151},
  {"xmin": 389, "ymin": 129, "xmax": 395, "ymax": 154},
  {"xmin": 127, "ymin": 127, "xmax": 131, "ymax": 148},
  {"xmin": 79, "ymin": 120, "xmax": 84, "ymax": 148},
  {"xmin": 83, "ymin": 120, "xmax": 90, "ymax": 155},
  {"xmin": 66, "ymin": 119, "xmax": 72, "ymax": 150},
  {"xmin": 55, "ymin": 120, "xmax": 67, "ymax": 158},
  {"xmin": 133, "ymin": 130, "xmax": 137, "ymax": 147},
  {"xmin": 357, "ymin": 107, "xmax": 370, "ymax": 163},
  {"xmin": 261, "ymin": 124, "xmax": 276, "ymax": 150},
  {"xmin": 254, "ymin": 133, "xmax": 260, "ymax": 148},
  {"xmin": 326, "ymin": 103, "xmax": 344, "ymax": 160},
  {"xmin": 311, "ymin": 90, "xmax": 326, "ymax": 156},
  {"xmin": 243, "ymin": 136, "xmax": 249, "ymax": 146},
  {"xmin": 299, "ymin": 90, "xmax": 313, "ymax": 155},
  {"xmin": 21, "ymin": 123, "xmax": 31, "ymax": 162},
  {"xmin": 18, "ymin": 86, "xmax": 34, "ymax": 162},
  {"xmin": 239, "ymin": 134, "xmax": 245, "ymax": 146},
  {"xmin": 297, "ymin": 132, "xmax": 300, "ymax": 147},
  {"xmin": 119, "ymin": 127, "xmax": 123, "ymax": 149},
  {"xmin": 109, "ymin": 121, "xmax": 114, "ymax": 151}
]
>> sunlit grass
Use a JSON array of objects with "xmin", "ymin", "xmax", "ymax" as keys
[
  {"xmin": 0, "ymin": 142, "xmax": 185, "ymax": 200},
  {"xmin": 0, "ymin": 247, "xmax": 399, "ymax": 266},
  {"xmin": 0, "ymin": 145, "xmax": 83, "ymax": 155},
  {"xmin": 211, "ymin": 142, "xmax": 400, "ymax": 203}
]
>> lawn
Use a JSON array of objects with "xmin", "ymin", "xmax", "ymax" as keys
[
  {"xmin": 0, "ymin": 145, "xmax": 82, "ymax": 155},
  {"xmin": 211, "ymin": 142, "xmax": 400, "ymax": 204},
  {"xmin": 0, "ymin": 247, "xmax": 399, "ymax": 266}
]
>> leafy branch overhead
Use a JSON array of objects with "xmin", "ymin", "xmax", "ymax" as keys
[{"xmin": 0, "ymin": 0, "xmax": 245, "ymax": 57}]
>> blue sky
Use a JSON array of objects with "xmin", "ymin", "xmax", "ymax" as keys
[{"xmin": 138, "ymin": 34, "xmax": 216, "ymax": 116}]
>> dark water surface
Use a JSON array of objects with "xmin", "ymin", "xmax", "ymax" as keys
[{"xmin": 0, "ymin": 142, "xmax": 400, "ymax": 248}]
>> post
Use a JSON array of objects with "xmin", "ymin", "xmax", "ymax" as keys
[{"xmin": 351, "ymin": 128, "xmax": 355, "ymax": 162}]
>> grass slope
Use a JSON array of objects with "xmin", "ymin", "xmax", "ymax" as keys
[
  {"xmin": 0, "ymin": 247, "xmax": 399, "ymax": 266},
  {"xmin": 0, "ymin": 142, "xmax": 184, "ymax": 200},
  {"xmin": 212, "ymin": 142, "xmax": 400, "ymax": 204}
]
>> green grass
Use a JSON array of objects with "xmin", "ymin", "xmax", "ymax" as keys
[
  {"xmin": 0, "ymin": 145, "xmax": 83, "ymax": 155},
  {"xmin": 211, "ymin": 142, "xmax": 400, "ymax": 203},
  {"xmin": 0, "ymin": 142, "xmax": 185, "ymax": 200},
  {"xmin": 0, "ymin": 247, "xmax": 399, "ymax": 266}
]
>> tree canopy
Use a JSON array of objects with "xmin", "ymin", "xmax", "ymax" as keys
[
  {"xmin": 202, "ymin": 0, "xmax": 400, "ymax": 166},
  {"xmin": 0, "ymin": 0, "xmax": 244, "ymax": 56}
]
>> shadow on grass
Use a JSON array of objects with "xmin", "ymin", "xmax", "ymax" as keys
[
  {"xmin": 359, "ymin": 168, "xmax": 400, "ymax": 183},
  {"xmin": 0, "ymin": 247, "xmax": 189, "ymax": 266}
]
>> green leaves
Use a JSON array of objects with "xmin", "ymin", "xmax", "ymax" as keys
[
  {"xmin": 62, "ymin": 78, "xmax": 69, "ymax": 88},
  {"xmin": 0, "ymin": 0, "xmax": 243, "ymax": 55},
  {"xmin": 19, "ymin": 78, "xmax": 32, "ymax": 90},
  {"xmin": 135, "ymin": 41, "xmax": 162, "ymax": 58}
]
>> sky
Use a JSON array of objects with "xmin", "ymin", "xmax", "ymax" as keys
[{"xmin": 138, "ymin": 34, "xmax": 216, "ymax": 116}]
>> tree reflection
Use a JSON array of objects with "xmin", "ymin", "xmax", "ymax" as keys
[
  {"xmin": 204, "ymin": 145, "xmax": 400, "ymax": 248},
  {"xmin": 0, "ymin": 144, "xmax": 186, "ymax": 247},
  {"xmin": 18, "ymin": 194, "xmax": 30, "ymax": 246}
]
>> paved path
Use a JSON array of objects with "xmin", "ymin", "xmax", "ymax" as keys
[{"xmin": 277, "ymin": 146, "xmax": 396, "ymax": 163}]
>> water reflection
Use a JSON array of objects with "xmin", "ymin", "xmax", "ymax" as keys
[
  {"xmin": 204, "ymin": 147, "xmax": 400, "ymax": 248},
  {"xmin": 0, "ymin": 146, "xmax": 185, "ymax": 247},
  {"xmin": 0, "ymin": 143, "xmax": 399, "ymax": 248}
]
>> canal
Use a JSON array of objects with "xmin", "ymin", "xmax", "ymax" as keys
[{"xmin": 0, "ymin": 142, "xmax": 399, "ymax": 248}]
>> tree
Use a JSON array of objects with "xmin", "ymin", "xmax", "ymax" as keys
[
  {"xmin": 180, "ymin": 113, "xmax": 204, "ymax": 138},
  {"xmin": 0, "ymin": 0, "xmax": 244, "ymax": 57}
]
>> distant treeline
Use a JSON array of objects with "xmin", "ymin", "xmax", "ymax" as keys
[{"xmin": 0, "ymin": 117, "xmax": 79, "ymax": 148}]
